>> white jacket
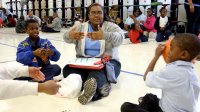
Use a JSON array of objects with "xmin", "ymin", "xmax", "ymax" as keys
[{"xmin": 0, "ymin": 64, "xmax": 38, "ymax": 100}]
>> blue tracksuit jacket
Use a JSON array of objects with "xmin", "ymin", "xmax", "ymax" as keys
[{"xmin": 16, "ymin": 37, "xmax": 60, "ymax": 67}]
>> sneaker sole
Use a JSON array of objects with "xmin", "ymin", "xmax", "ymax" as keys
[{"xmin": 78, "ymin": 78, "xmax": 97, "ymax": 105}]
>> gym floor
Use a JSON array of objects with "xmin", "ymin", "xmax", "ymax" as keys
[{"xmin": 0, "ymin": 28, "xmax": 199, "ymax": 112}]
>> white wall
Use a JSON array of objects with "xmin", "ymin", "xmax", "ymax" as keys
[
  {"xmin": 139, "ymin": 0, "xmax": 151, "ymax": 15},
  {"xmin": 0, "ymin": 0, "xmax": 7, "ymax": 8},
  {"xmin": 123, "ymin": 0, "xmax": 134, "ymax": 21}
]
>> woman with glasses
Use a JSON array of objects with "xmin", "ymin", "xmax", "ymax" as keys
[{"xmin": 63, "ymin": 3, "xmax": 124, "ymax": 105}]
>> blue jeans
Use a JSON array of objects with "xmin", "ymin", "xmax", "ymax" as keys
[
  {"xmin": 156, "ymin": 30, "xmax": 172, "ymax": 42},
  {"xmin": 41, "ymin": 64, "xmax": 61, "ymax": 81},
  {"xmin": 63, "ymin": 59, "xmax": 121, "ymax": 100},
  {"xmin": 185, "ymin": 4, "xmax": 200, "ymax": 35}
]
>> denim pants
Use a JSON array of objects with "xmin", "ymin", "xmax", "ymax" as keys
[
  {"xmin": 41, "ymin": 64, "xmax": 61, "ymax": 81},
  {"xmin": 63, "ymin": 59, "xmax": 121, "ymax": 99},
  {"xmin": 156, "ymin": 30, "xmax": 172, "ymax": 42},
  {"xmin": 185, "ymin": 4, "xmax": 200, "ymax": 35}
]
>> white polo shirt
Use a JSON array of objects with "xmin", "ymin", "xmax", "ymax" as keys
[
  {"xmin": 125, "ymin": 14, "xmax": 147, "ymax": 26},
  {"xmin": 146, "ymin": 61, "xmax": 200, "ymax": 112}
]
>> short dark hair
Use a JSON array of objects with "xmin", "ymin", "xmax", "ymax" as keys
[
  {"xmin": 159, "ymin": 7, "xmax": 166, "ymax": 12},
  {"xmin": 20, "ymin": 15, "xmax": 24, "ymax": 20},
  {"xmin": 174, "ymin": 33, "xmax": 200, "ymax": 61},
  {"xmin": 147, "ymin": 8, "xmax": 154, "ymax": 13},
  {"xmin": 85, "ymin": 3, "xmax": 108, "ymax": 22},
  {"xmin": 25, "ymin": 19, "xmax": 38, "ymax": 29},
  {"xmin": 133, "ymin": 7, "xmax": 142, "ymax": 16}
]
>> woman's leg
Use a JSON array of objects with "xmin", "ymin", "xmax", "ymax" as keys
[{"xmin": 78, "ymin": 60, "xmax": 121, "ymax": 104}]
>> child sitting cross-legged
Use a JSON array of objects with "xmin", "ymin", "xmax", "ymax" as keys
[{"xmin": 16, "ymin": 19, "xmax": 61, "ymax": 82}]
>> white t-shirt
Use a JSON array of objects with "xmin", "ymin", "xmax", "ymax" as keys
[
  {"xmin": 146, "ymin": 61, "xmax": 200, "ymax": 112},
  {"xmin": 159, "ymin": 16, "xmax": 168, "ymax": 28},
  {"xmin": 125, "ymin": 14, "xmax": 147, "ymax": 26}
]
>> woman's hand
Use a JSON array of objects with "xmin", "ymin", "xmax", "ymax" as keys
[
  {"xmin": 87, "ymin": 25, "xmax": 103, "ymax": 40},
  {"xmin": 69, "ymin": 27, "xmax": 84, "ymax": 40}
]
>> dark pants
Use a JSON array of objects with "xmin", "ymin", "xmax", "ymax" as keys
[
  {"xmin": 185, "ymin": 4, "xmax": 200, "ymax": 35},
  {"xmin": 7, "ymin": 23, "xmax": 15, "ymax": 27},
  {"xmin": 41, "ymin": 64, "xmax": 61, "ymax": 81},
  {"xmin": 63, "ymin": 59, "xmax": 121, "ymax": 100},
  {"xmin": 121, "ymin": 93, "xmax": 163, "ymax": 112},
  {"xmin": 42, "ymin": 26, "xmax": 60, "ymax": 33},
  {"xmin": 156, "ymin": 30, "xmax": 172, "ymax": 42},
  {"xmin": 139, "ymin": 35, "xmax": 148, "ymax": 42},
  {"xmin": 14, "ymin": 64, "xmax": 61, "ymax": 82}
]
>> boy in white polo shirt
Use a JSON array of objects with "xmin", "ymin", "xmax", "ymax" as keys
[{"xmin": 121, "ymin": 33, "xmax": 200, "ymax": 112}]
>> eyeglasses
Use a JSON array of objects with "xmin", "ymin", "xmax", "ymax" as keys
[{"xmin": 89, "ymin": 11, "xmax": 103, "ymax": 16}]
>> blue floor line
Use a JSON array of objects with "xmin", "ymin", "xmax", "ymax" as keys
[
  {"xmin": 121, "ymin": 70, "xmax": 144, "ymax": 76},
  {"xmin": 0, "ymin": 42, "xmax": 17, "ymax": 48},
  {"xmin": 0, "ymin": 60, "xmax": 16, "ymax": 63}
]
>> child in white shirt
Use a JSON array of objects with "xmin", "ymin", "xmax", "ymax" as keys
[{"xmin": 121, "ymin": 33, "xmax": 200, "ymax": 112}]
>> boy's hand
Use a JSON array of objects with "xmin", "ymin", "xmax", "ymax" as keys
[
  {"xmin": 69, "ymin": 27, "xmax": 84, "ymax": 40},
  {"xmin": 33, "ymin": 48, "xmax": 46, "ymax": 57},
  {"xmin": 155, "ymin": 44, "xmax": 165, "ymax": 57},
  {"xmin": 38, "ymin": 80, "xmax": 61, "ymax": 95},
  {"xmin": 33, "ymin": 48, "xmax": 49, "ymax": 62},
  {"xmin": 45, "ymin": 48, "xmax": 54, "ymax": 56},
  {"xmin": 87, "ymin": 25, "xmax": 103, "ymax": 40},
  {"xmin": 144, "ymin": 44, "xmax": 165, "ymax": 81},
  {"xmin": 28, "ymin": 67, "xmax": 45, "ymax": 81}
]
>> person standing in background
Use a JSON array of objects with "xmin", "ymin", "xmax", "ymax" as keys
[
  {"xmin": 184, "ymin": 0, "xmax": 200, "ymax": 35},
  {"xmin": 25, "ymin": 11, "xmax": 41, "ymax": 26}
]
